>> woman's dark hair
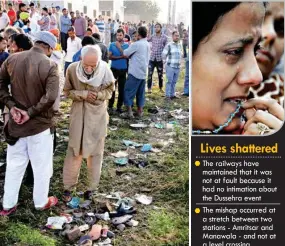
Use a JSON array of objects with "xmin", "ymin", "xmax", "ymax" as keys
[
  {"xmin": 192, "ymin": 2, "xmax": 267, "ymax": 54},
  {"xmin": 82, "ymin": 36, "xmax": 95, "ymax": 46},
  {"xmin": 117, "ymin": 28, "xmax": 125, "ymax": 35},
  {"xmin": 14, "ymin": 34, "xmax": 33, "ymax": 50},
  {"xmin": 86, "ymin": 28, "xmax": 92, "ymax": 33},
  {"xmin": 138, "ymin": 26, "xmax": 147, "ymax": 38}
]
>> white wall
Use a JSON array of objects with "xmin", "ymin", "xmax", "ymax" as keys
[
  {"xmin": 113, "ymin": 0, "xmax": 124, "ymax": 21},
  {"xmin": 63, "ymin": 0, "xmax": 99, "ymax": 19}
]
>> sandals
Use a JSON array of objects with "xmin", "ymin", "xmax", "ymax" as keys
[
  {"xmin": 63, "ymin": 190, "xmax": 72, "ymax": 202},
  {"xmin": 0, "ymin": 206, "xmax": 17, "ymax": 216},
  {"xmin": 39, "ymin": 196, "xmax": 58, "ymax": 211},
  {"xmin": 88, "ymin": 224, "xmax": 102, "ymax": 241},
  {"xmin": 78, "ymin": 235, "xmax": 92, "ymax": 246}
]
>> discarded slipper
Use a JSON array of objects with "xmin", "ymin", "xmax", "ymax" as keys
[
  {"xmin": 66, "ymin": 226, "xmax": 81, "ymax": 241},
  {"xmin": 98, "ymin": 238, "xmax": 112, "ymax": 245},
  {"xmin": 130, "ymin": 123, "xmax": 148, "ymax": 129},
  {"xmin": 63, "ymin": 190, "xmax": 72, "ymax": 202},
  {"xmin": 88, "ymin": 224, "xmax": 102, "ymax": 241},
  {"xmin": 85, "ymin": 215, "xmax": 97, "ymax": 226},
  {"xmin": 95, "ymin": 212, "xmax": 110, "ymax": 221},
  {"xmin": 126, "ymin": 219, "xmax": 139, "ymax": 227},
  {"xmin": 107, "ymin": 230, "xmax": 115, "ymax": 238},
  {"xmin": 79, "ymin": 200, "xmax": 91, "ymax": 209},
  {"xmin": 73, "ymin": 212, "xmax": 83, "ymax": 218},
  {"xmin": 111, "ymin": 151, "xmax": 129, "ymax": 158},
  {"xmin": 135, "ymin": 194, "xmax": 153, "ymax": 205},
  {"xmin": 79, "ymin": 224, "xmax": 89, "ymax": 232},
  {"xmin": 154, "ymin": 123, "xmax": 164, "ymax": 129},
  {"xmin": 141, "ymin": 144, "xmax": 152, "ymax": 152},
  {"xmin": 114, "ymin": 158, "xmax": 128, "ymax": 166},
  {"xmin": 101, "ymin": 225, "xmax": 109, "ymax": 238},
  {"xmin": 78, "ymin": 235, "xmax": 92, "ymax": 246},
  {"xmin": 137, "ymin": 161, "xmax": 148, "ymax": 168},
  {"xmin": 116, "ymin": 223, "xmax": 126, "ymax": 231},
  {"xmin": 67, "ymin": 197, "xmax": 80, "ymax": 209},
  {"xmin": 122, "ymin": 140, "xmax": 142, "ymax": 147},
  {"xmin": 148, "ymin": 108, "xmax": 159, "ymax": 114},
  {"xmin": 61, "ymin": 224, "xmax": 71, "ymax": 236},
  {"xmin": 111, "ymin": 215, "xmax": 133, "ymax": 225}
]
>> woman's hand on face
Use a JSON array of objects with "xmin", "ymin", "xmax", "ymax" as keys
[{"xmin": 242, "ymin": 98, "xmax": 284, "ymax": 135}]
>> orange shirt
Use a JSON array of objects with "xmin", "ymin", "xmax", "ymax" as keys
[{"xmin": 8, "ymin": 9, "xmax": 16, "ymax": 25}]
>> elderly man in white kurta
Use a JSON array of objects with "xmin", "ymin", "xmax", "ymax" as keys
[{"xmin": 63, "ymin": 45, "xmax": 115, "ymax": 201}]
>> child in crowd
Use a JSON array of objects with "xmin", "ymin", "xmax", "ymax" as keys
[{"xmin": 0, "ymin": 36, "xmax": 9, "ymax": 66}]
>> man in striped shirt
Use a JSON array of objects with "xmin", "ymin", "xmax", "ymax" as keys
[
  {"xmin": 162, "ymin": 31, "xmax": 183, "ymax": 100},
  {"xmin": 96, "ymin": 15, "xmax": 105, "ymax": 44}
]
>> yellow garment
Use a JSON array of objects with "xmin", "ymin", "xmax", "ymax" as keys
[
  {"xmin": 55, "ymin": 43, "xmax": 62, "ymax": 51},
  {"xmin": 20, "ymin": 12, "xmax": 30, "ymax": 20}
]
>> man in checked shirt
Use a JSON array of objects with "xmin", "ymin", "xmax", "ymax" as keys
[
  {"xmin": 147, "ymin": 23, "xmax": 168, "ymax": 94},
  {"xmin": 162, "ymin": 31, "xmax": 183, "ymax": 100}
]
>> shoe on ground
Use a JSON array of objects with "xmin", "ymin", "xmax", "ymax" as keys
[
  {"xmin": 120, "ymin": 112, "xmax": 134, "ymax": 119},
  {"xmin": 0, "ymin": 206, "xmax": 17, "ymax": 216},
  {"xmin": 147, "ymin": 89, "xmax": 152, "ymax": 94},
  {"xmin": 38, "ymin": 196, "xmax": 58, "ymax": 211}
]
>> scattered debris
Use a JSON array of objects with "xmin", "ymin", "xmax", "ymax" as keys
[
  {"xmin": 130, "ymin": 123, "xmax": 148, "ymax": 129},
  {"xmin": 67, "ymin": 197, "xmax": 80, "ymax": 209},
  {"xmin": 151, "ymin": 148, "xmax": 161, "ymax": 153},
  {"xmin": 109, "ymin": 126, "xmax": 118, "ymax": 131},
  {"xmin": 111, "ymin": 151, "xmax": 129, "ymax": 158},
  {"xmin": 154, "ymin": 123, "xmax": 164, "ymax": 129},
  {"xmin": 135, "ymin": 194, "xmax": 153, "ymax": 205},
  {"xmin": 141, "ymin": 144, "xmax": 152, "ymax": 152},
  {"xmin": 122, "ymin": 140, "xmax": 142, "ymax": 147},
  {"xmin": 114, "ymin": 158, "xmax": 128, "ymax": 166},
  {"xmin": 46, "ymin": 216, "xmax": 69, "ymax": 230}
]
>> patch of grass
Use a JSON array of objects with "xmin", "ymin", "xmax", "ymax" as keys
[
  {"xmin": 148, "ymin": 210, "xmax": 189, "ymax": 246},
  {"xmin": 6, "ymin": 223, "xmax": 56, "ymax": 246}
]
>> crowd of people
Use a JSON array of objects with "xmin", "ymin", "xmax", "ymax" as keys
[{"xmin": 0, "ymin": 2, "xmax": 189, "ymax": 216}]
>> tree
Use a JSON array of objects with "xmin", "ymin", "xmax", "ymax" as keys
[{"xmin": 124, "ymin": 0, "xmax": 160, "ymax": 22}]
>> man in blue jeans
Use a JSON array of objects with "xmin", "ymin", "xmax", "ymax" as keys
[
  {"xmin": 183, "ymin": 53, "xmax": 189, "ymax": 96},
  {"xmin": 108, "ymin": 28, "xmax": 129, "ymax": 114},
  {"xmin": 123, "ymin": 26, "xmax": 150, "ymax": 118},
  {"xmin": 162, "ymin": 31, "xmax": 183, "ymax": 100}
]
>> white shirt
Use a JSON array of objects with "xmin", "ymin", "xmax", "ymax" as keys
[
  {"xmin": 29, "ymin": 11, "xmax": 41, "ymax": 34},
  {"xmin": 65, "ymin": 37, "xmax": 82, "ymax": 62},
  {"xmin": 0, "ymin": 13, "xmax": 10, "ymax": 30},
  {"xmin": 114, "ymin": 22, "xmax": 119, "ymax": 33}
]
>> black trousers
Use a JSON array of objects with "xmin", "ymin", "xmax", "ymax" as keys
[
  {"xmin": 183, "ymin": 44, "xmax": 188, "ymax": 58},
  {"xmin": 60, "ymin": 32, "xmax": 69, "ymax": 52},
  {"xmin": 147, "ymin": 59, "xmax": 163, "ymax": 89},
  {"xmin": 108, "ymin": 68, "xmax": 127, "ymax": 110}
]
